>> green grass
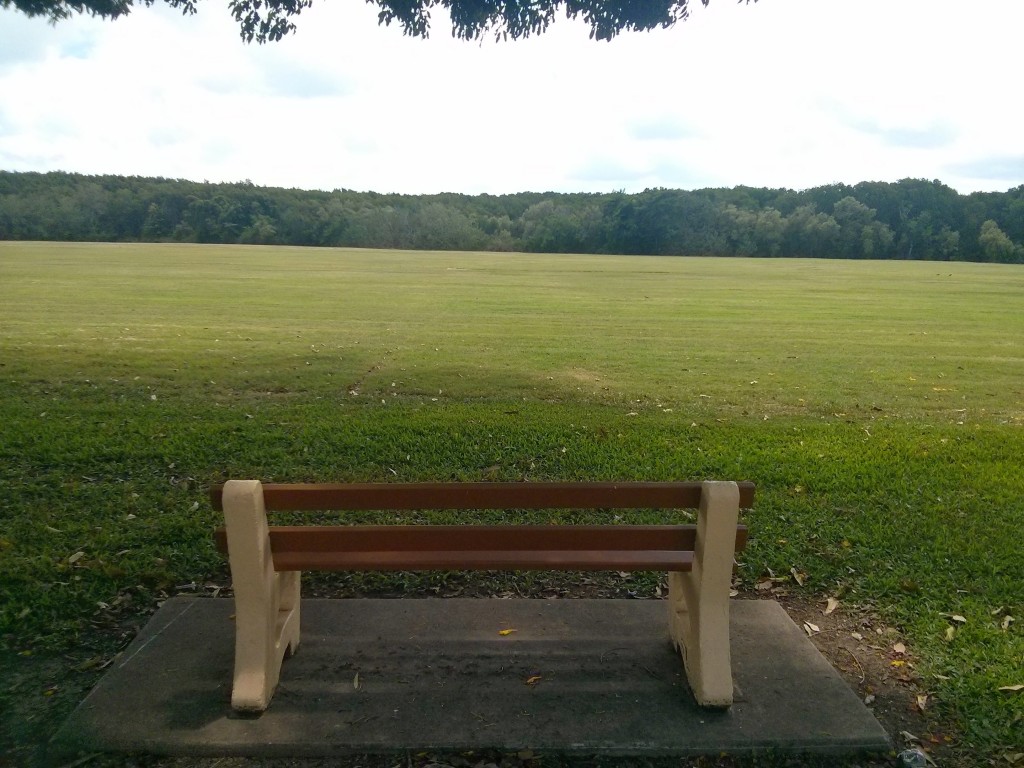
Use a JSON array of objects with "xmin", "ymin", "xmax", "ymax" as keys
[{"xmin": 1, "ymin": 242, "xmax": 1022, "ymax": 756}]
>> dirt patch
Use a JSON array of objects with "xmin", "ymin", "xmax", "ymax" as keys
[
  {"xmin": 0, "ymin": 648, "xmax": 111, "ymax": 767},
  {"xmin": 771, "ymin": 594, "xmax": 957, "ymax": 763}
]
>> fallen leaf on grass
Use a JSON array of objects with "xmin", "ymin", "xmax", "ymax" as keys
[
  {"xmin": 1002, "ymin": 753, "xmax": 1024, "ymax": 765},
  {"xmin": 900, "ymin": 578, "xmax": 920, "ymax": 593},
  {"xmin": 1001, "ymin": 615, "xmax": 1014, "ymax": 631},
  {"xmin": 790, "ymin": 567, "xmax": 806, "ymax": 586},
  {"xmin": 803, "ymin": 621, "xmax": 820, "ymax": 636},
  {"xmin": 900, "ymin": 730, "xmax": 921, "ymax": 743},
  {"xmin": 68, "ymin": 551, "xmax": 85, "ymax": 564},
  {"xmin": 824, "ymin": 597, "xmax": 839, "ymax": 615},
  {"xmin": 498, "ymin": 629, "xmax": 517, "ymax": 636},
  {"xmin": 893, "ymin": 642, "xmax": 907, "ymax": 655},
  {"xmin": 944, "ymin": 626, "xmax": 956, "ymax": 642},
  {"xmin": 916, "ymin": 694, "xmax": 928, "ymax": 712},
  {"xmin": 940, "ymin": 612, "xmax": 967, "ymax": 624},
  {"xmin": 76, "ymin": 656, "xmax": 105, "ymax": 672},
  {"xmin": 998, "ymin": 684, "xmax": 1024, "ymax": 693},
  {"xmin": 851, "ymin": 631, "xmax": 864, "ymax": 641},
  {"xmin": 755, "ymin": 580, "xmax": 773, "ymax": 591},
  {"xmin": 524, "ymin": 675, "xmax": 542, "ymax": 686}
]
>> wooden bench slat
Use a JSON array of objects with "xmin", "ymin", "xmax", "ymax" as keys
[
  {"xmin": 210, "ymin": 481, "xmax": 755, "ymax": 512},
  {"xmin": 270, "ymin": 549, "xmax": 696, "ymax": 572},
  {"xmin": 213, "ymin": 524, "xmax": 748, "ymax": 557}
]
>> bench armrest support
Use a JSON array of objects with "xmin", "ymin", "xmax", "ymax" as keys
[
  {"xmin": 223, "ymin": 480, "xmax": 301, "ymax": 712},
  {"xmin": 667, "ymin": 480, "xmax": 741, "ymax": 707}
]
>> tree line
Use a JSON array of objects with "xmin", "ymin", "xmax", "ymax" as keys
[{"xmin": 1, "ymin": 171, "xmax": 1022, "ymax": 262}]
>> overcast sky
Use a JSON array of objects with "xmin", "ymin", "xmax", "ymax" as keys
[{"xmin": 1, "ymin": 0, "xmax": 1022, "ymax": 196}]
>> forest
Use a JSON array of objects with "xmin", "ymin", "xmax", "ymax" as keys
[{"xmin": 1, "ymin": 170, "xmax": 1022, "ymax": 262}]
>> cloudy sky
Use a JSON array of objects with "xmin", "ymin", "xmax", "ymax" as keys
[{"xmin": 1, "ymin": 0, "xmax": 1022, "ymax": 195}]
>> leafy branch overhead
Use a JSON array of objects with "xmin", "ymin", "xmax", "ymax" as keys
[{"xmin": 2, "ymin": 0, "xmax": 754, "ymax": 43}]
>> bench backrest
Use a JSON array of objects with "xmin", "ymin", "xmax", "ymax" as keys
[{"xmin": 211, "ymin": 481, "xmax": 753, "ymax": 572}]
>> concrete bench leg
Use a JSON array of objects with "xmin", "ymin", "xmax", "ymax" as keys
[
  {"xmin": 667, "ymin": 480, "xmax": 740, "ymax": 708},
  {"xmin": 222, "ymin": 480, "xmax": 301, "ymax": 712}
]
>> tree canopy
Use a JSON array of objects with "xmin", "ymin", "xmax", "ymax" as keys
[{"xmin": 2, "ymin": 0, "xmax": 752, "ymax": 43}]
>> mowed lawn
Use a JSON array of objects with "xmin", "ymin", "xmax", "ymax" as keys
[{"xmin": 1, "ymin": 242, "xmax": 1022, "ymax": 754}]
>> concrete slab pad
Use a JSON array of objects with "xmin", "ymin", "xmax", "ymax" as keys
[{"xmin": 50, "ymin": 597, "xmax": 890, "ymax": 760}]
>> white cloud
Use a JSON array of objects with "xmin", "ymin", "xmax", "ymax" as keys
[{"xmin": 0, "ymin": 0, "xmax": 1022, "ymax": 194}]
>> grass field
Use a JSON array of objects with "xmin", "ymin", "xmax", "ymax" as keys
[{"xmin": 1, "ymin": 242, "xmax": 1022, "ymax": 760}]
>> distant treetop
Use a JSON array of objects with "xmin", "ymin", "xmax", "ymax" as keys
[{"xmin": 3, "ymin": 0, "xmax": 753, "ymax": 43}]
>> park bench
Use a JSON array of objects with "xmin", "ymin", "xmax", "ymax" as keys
[{"xmin": 211, "ymin": 479, "xmax": 754, "ymax": 713}]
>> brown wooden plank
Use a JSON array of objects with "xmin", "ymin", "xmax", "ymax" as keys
[
  {"xmin": 210, "ymin": 481, "xmax": 755, "ymax": 511},
  {"xmin": 269, "ymin": 549, "xmax": 695, "ymax": 572},
  {"xmin": 219, "ymin": 524, "xmax": 705, "ymax": 551},
  {"xmin": 213, "ymin": 524, "xmax": 748, "ymax": 557}
]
